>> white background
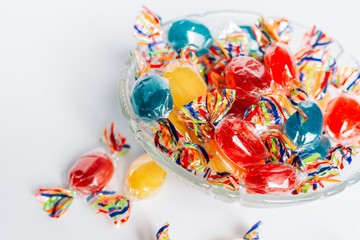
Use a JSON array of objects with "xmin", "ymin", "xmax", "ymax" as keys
[{"xmin": 1, "ymin": 0, "xmax": 360, "ymax": 239}]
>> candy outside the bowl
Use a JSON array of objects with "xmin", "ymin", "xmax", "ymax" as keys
[
  {"xmin": 36, "ymin": 123, "xmax": 132, "ymax": 225},
  {"xmin": 129, "ymin": 6, "xmax": 360, "ymax": 196},
  {"xmin": 125, "ymin": 154, "xmax": 167, "ymax": 200},
  {"xmin": 69, "ymin": 152, "xmax": 114, "ymax": 195}
]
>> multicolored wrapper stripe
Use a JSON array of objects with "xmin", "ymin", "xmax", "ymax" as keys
[
  {"xmin": 252, "ymin": 17, "xmax": 292, "ymax": 52},
  {"xmin": 36, "ymin": 188, "xmax": 75, "ymax": 218},
  {"xmin": 101, "ymin": 122, "xmax": 130, "ymax": 156},
  {"xmin": 206, "ymin": 171, "xmax": 241, "ymax": 191},
  {"xmin": 292, "ymin": 145, "xmax": 356, "ymax": 194},
  {"xmin": 87, "ymin": 191, "xmax": 131, "ymax": 228},
  {"xmin": 295, "ymin": 26, "xmax": 336, "ymax": 101},
  {"xmin": 156, "ymin": 223, "xmax": 170, "ymax": 240},
  {"xmin": 332, "ymin": 66, "xmax": 360, "ymax": 96},
  {"xmin": 134, "ymin": 6, "xmax": 163, "ymax": 49},
  {"xmin": 264, "ymin": 132, "xmax": 296, "ymax": 163},
  {"xmin": 179, "ymin": 89, "xmax": 236, "ymax": 140},
  {"xmin": 173, "ymin": 142, "xmax": 210, "ymax": 175},
  {"xmin": 243, "ymin": 221, "xmax": 262, "ymax": 240},
  {"xmin": 325, "ymin": 144, "xmax": 355, "ymax": 170},
  {"xmin": 132, "ymin": 7, "xmax": 175, "ymax": 78},
  {"xmin": 244, "ymin": 93, "xmax": 307, "ymax": 126},
  {"xmin": 210, "ymin": 22, "xmax": 251, "ymax": 60},
  {"xmin": 154, "ymin": 118, "xmax": 183, "ymax": 156}
]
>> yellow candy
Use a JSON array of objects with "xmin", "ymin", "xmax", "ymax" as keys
[
  {"xmin": 125, "ymin": 154, "xmax": 166, "ymax": 200},
  {"xmin": 163, "ymin": 60, "xmax": 208, "ymax": 109},
  {"xmin": 206, "ymin": 140, "xmax": 246, "ymax": 180},
  {"xmin": 168, "ymin": 110, "xmax": 200, "ymax": 144}
]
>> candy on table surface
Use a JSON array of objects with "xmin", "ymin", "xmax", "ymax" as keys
[
  {"xmin": 206, "ymin": 140, "xmax": 246, "ymax": 180},
  {"xmin": 285, "ymin": 101, "xmax": 323, "ymax": 147},
  {"xmin": 35, "ymin": 189, "xmax": 75, "ymax": 218},
  {"xmin": 243, "ymin": 220, "xmax": 262, "ymax": 240},
  {"xmin": 125, "ymin": 154, "xmax": 166, "ymax": 200},
  {"xmin": 87, "ymin": 191, "xmax": 131, "ymax": 228},
  {"xmin": 156, "ymin": 223, "xmax": 170, "ymax": 240},
  {"xmin": 264, "ymin": 42, "xmax": 298, "ymax": 87},
  {"xmin": 215, "ymin": 114, "xmax": 267, "ymax": 169},
  {"xmin": 102, "ymin": 122, "xmax": 130, "ymax": 156},
  {"xmin": 69, "ymin": 152, "xmax": 114, "ymax": 195},
  {"xmin": 163, "ymin": 60, "xmax": 207, "ymax": 109},
  {"xmin": 244, "ymin": 164, "xmax": 305, "ymax": 194},
  {"xmin": 325, "ymin": 94, "xmax": 360, "ymax": 143},
  {"xmin": 167, "ymin": 19, "xmax": 212, "ymax": 56},
  {"xmin": 130, "ymin": 75, "xmax": 174, "ymax": 121}
]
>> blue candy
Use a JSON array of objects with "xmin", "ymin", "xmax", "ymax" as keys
[
  {"xmin": 130, "ymin": 75, "xmax": 173, "ymax": 122},
  {"xmin": 286, "ymin": 101, "xmax": 323, "ymax": 147},
  {"xmin": 307, "ymin": 136, "xmax": 332, "ymax": 158},
  {"xmin": 167, "ymin": 19, "xmax": 212, "ymax": 56}
]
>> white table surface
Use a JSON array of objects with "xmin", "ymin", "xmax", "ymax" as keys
[{"xmin": 2, "ymin": 0, "xmax": 360, "ymax": 239}]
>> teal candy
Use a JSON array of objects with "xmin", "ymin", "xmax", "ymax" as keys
[
  {"xmin": 308, "ymin": 136, "xmax": 331, "ymax": 158},
  {"xmin": 130, "ymin": 75, "xmax": 173, "ymax": 122},
  {"xmin": 168, "ymin": 19, "xmax": 212, "ymax": 56},
  {"xmin": 285, "ymin": 101, "xmax": 323, "ymax": 147},
  {"xmin": 239, "ymin": 25, "xmax": 256, "ymax": 41}
]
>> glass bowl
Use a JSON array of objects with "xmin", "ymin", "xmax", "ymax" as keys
[{"xmin": 118, "ymin": 10, "xmax": 360, "ymax": 207}]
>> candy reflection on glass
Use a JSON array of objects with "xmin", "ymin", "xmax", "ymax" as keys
[
  {"xmin": 130, "ymin": 75, "xmax": 173, "ymax": 121},
  {"xmin": 167, "ymin": 19, "xmax": 212, "ymax": 56},
  {"xmin": 325, "ymin": 94, "xmax": 360, "ymax": 144},
  {"xmin": 125, "ymin": 154, "xmax": 166, "ymax": 200},
  {"xmin": 244, "ymin": 164, "xmax": 305, "ymax": 194}
]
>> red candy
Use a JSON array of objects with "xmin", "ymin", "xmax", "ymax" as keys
[
  {"xmin": 225, "ymin": 56, "xmax": 271, "ymax": 93},
  {"xmin": 228, "ymin": 92, "xmax": 260, "ymax": 116},
  {"xmin": 244, "ymin": 164, "xmax": 303, "ymax": 194},
  {"xmin": 264, "ymin": 42, "xmax": 298, "ymax": 87},
  {"xmin": 325, "ymin": 94, "xmax": 360, "ymax": 143},
  {"xmin": 215, "ymin": 114, "xmax": 266, "ymax": 169},
  {"xmin": 225, "ymin": 56, "xmax": 271, "ymax": 116},
  {"xmin": 69, "ymin": 152, "xmax": 114, "ymax": 195}
]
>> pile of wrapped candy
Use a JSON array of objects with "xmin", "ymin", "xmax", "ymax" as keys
[{"xmin": 130, "ymin": 7, "xmax": 360, "ymax": 195}]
